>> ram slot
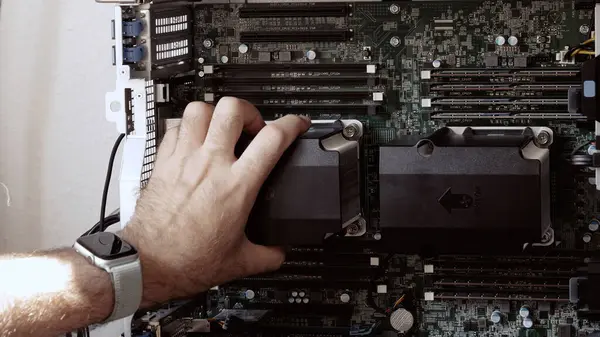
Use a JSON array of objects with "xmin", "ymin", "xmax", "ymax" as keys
[
  {"xmin": 228, "ymin": 276, "xmax": 370, "ymax": 289},
  {"xmin": 215, "ymin": 91, "xmax": 371, "ymax": 99},
  {"xmin": 257, "ymin": 105, "xmax": 377, "ymax": 115},
  {"xmin": 278, "ymin": 265, "xmax": 380, "ymax": 278},
  {"xmin": 239, "ymin": 3, "xmax": 351, "ymax": 18},
  {"xmin": 240, "ymin": 30, "xmax": 353, "ymax": 43}
]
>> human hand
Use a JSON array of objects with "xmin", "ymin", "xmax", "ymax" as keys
[{"xmin": 121, "ymin": 97, "xmax": 311, "ymax": 306}]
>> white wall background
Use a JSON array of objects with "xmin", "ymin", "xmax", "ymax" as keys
[
  {"xmin": 0, "ymin": 1, "xmax": 127, "ymax": 335},
  {"xmin": 0, "ymin": 0, "xmax": 121, "ymax": 252}
]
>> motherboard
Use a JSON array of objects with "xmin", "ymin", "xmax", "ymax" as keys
[{"xmin": 117, "ymin": 1, "xmax": 600, "ymax": 336}]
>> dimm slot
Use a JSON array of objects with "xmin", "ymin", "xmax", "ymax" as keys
[
  {"xmin": 212, "ymin": 63, "xmax": 375, "ymax": 72},
  {"xmin": 239, "ymin": 3, "xmax": 350, "ymax": 18}
]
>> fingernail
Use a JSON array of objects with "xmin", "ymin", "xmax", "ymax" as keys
[{"xmin": 298, "ymin": 115, "xmax": 311, "ymax": 125}]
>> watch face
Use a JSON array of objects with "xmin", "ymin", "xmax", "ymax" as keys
[{"xmin": 77, "ymin": 232, "xmax": 137, "ymax": 260}]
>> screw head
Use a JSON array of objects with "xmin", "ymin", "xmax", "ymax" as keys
[
  {"xmin": 346, "ymin": 224, "xmax": 360, "ymax": 235},
  {"xmin": 580, "ymin": 24, "xmax": 591, "ymax": 35},
  {"xmin": 203, "ymin": 39, "xmax": 214, "ymax": 49},
  {"xmin": 536, "ymin": 131, "xmax": 551, "ymax": 146},
  {"xmin": 389, "ymin": 4, "xmax": 400, "ymax": 14},
  {"xmin": 390, "ymin": 36, "xmax": 401, "ymax": 47},
  {"xmin": 343, "ymin": 124, "xmax": 360, "ymax": 140}
]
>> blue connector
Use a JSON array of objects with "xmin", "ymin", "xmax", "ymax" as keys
[
  {"xmin": 123, "ymin": 46, "xmax": 144, "ymax": 63},
  {"xmin": 123, "ymin": 21, "xmax": 144, "ymax": 37}
]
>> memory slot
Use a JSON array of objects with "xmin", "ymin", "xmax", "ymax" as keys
[
  {"xmin": 239, "ymin": 3, "xmax": 351, "ymax": 18},
  {"xmin": 240, "ymin": 30, "xmax": 353, "ymax": 43}
]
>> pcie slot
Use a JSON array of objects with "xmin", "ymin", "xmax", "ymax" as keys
[
  {"xmin": 429, "ymin": 286, "xmax": 567, "ymax": 295},
  {"xmin": 257, "ymin": 105, "xmax": 376, "ymax": 115},
  {"xmin": 214, "ymin": 91, "xmax": 371, "ymax": 99},
  {"xmin": 430, "ymin": 98, "xmax": 568, "ymax": 105},
  {"xmin": 211, "ymin": 64, "xmax": 373, "ymax": 72},
  {"xmin": 228, "ymin": 277, "xmax": 370, "ymax": 289},
  {"xmin": 429, "ymin": 68, "xmax": 579, "ymax": 76},
  {"xmin": 432, "ymin": 293, "xmax": 569, "ymax": 302},
  {"xmin": 240, "ymin": 31, "xmax": 353, "ymax": 43},
  {"xmin": 429, "ymin": 84, "xmax": 578, "ymax": 91},
  {"xmin": 431, "ymin": 113, "xmax": 584, "ymax": 120},
  {"xmin": 429, "ymin": 273, "xmax": 571, "ymax": 281},
  {"xmin": 434, "ymin": 267, "xmax": 576, "ymax": 275},
  {"xmin": 428, "ymin": 257, "xmax": 582, "ymax": 268},
  {"xmin": 239, "ymin": 3, "xmax": 350, "ymax": 18},
  {"xmin": 258, "ymin": 326, "xmax": 351, "ymax": 335},
  {"xmin": 207, "ymin": 76, "xmax": 376, "ymax": 85},
  {"xmin": 432, "ymin": 281, "xmax": 568, "ymax": 289},
  {"xmin": 278, "ymin": 265, "xmax": 381, "ymax": 277},
  {"xmin": 246, "ymin": 303, "xmax": 354, "ymax": 316}
]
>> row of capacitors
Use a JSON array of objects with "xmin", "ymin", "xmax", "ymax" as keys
[
  {"xmin": 288, "ymin": 290, "xmax": 310, "ymax": 304},
  {"xmin": 494, "ymin": 35, "xmax": 519, "ymax": 46},
  {"xmin": 490, "ymin": 306, "xmax": 534, "ymax": 328}
]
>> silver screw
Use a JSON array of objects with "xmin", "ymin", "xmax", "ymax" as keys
[
  {"xmin": 373, "ymin": 233, "xmax": 382, "ymax": 241},
  {"xmin": 346, "ymin": 224, "xmax": 360, "ymax": 235},
  {"xmin": 389, "ymin": 4, "xmax": 400, "ymax": 14},
  {"xmin": 536, "ymin": 131, "xmax": 551, "ymax": 146},
  {"xmin": 390, "ymin": 36, "xmax": 401, "ymax": 47},
  {"xmin": 203, "ymin": 39, "xmax": 214, "ymax": 49},
  {"xmin": 343, "ymin": 123, "xmax": 360, "ymax": 140},
  {"xmin": 580, "ymin": 24, "xmax": 591, "ymax": 35}
]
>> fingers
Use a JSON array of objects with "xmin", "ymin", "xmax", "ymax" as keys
[
  {"xmin": 156, "ymin": 125, "xmax": 179, "ymax": 162},
  {"xmin": 174, "ymin": 102, "xmax": 214, "ymax": 156},
  {"xmin": 240, "ymin": 240, "xmax": 285, "ymax": 275},
  {"xmin": 233, "ymin": 115, "xmax": 310, "ymax": 191},
  {"xmin": 203, "ymin": 97, "xmax": 265, "ymax": 154}
]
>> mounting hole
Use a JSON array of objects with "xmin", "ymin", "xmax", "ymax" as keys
[
  {"xmin": 110, "ymin": 101, "xmax": 122, "ymax": 112},
  {"xmin": 136, "ymin": 93, "xmax": 143, "ymax": 99},
  {"xmin": 416, "ymin": 139, "xmax": 435, "ymax": 158}
]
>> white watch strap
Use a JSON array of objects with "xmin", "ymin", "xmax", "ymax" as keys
[{"xmin": 105, "ymin": 259, "xmax": 142, "ymax": 322}]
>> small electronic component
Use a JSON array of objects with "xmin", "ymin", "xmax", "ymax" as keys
[
  {"xmin": 390, "ymin": 308, "xmax": 414, "ymax": 332},
  {"xmin": 123, "ymin": 21, "xmax": 143, "ymax": 37},
  {"xmin": 123, "ymin": 46, "xmax": 144, "ymax": 63}
]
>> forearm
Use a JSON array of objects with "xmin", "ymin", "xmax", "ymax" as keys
[{"xmin": 0, "ymin": 248, "xmax": 114, "ymax": 337}]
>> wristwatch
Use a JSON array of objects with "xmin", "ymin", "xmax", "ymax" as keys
[{"xmin": 73, "ymin": 232, "xmax": 142, "ymax": 322}]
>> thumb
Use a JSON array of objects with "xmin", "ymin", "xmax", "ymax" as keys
[{"xmin": 239, "ymin": 240, "xmax": 285, "ymax": 275}]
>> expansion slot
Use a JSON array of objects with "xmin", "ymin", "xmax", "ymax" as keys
[
  {"xmin": 246, "ymin": 303, "xmax": 354, "ymax": 316},
  {"xmin": 432, "ymin": 293, "xmax": 570, "ymax": 302},
  {"xmin": 239, "ymin": 3, "xmax": 351, "ymax": 18},
  {"xmin": 240, "ymin": 30, "xmax": 353, "ymax": 43},
  {"xmin": 257, "ymin": 105, "xmax": 377, "ymax": 115},
  {"xmin": 214, "ymin": 91, "xmax": 373, "ymax": 99},
  {"xmin": 431, "ymin": 113, "xmax": 584, "ymax": 120},
  {"xmin": 211, "ymin": 64, "xmax": 374, "ymax": 72},
  {"xmin": 207, "ymin": 76, "xmax": 377, "ymax": 85}
]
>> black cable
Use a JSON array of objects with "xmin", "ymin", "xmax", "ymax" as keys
[
  {"xmin": 100, "ymin": 134, "xmax": 125, "ymax": 231},
  {"xmin": 81, "ymin": 213, "xmax": 121, "ymax": 237}
]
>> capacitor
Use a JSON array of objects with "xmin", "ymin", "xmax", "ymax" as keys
[
  {"xmin": 299, "ymin": 291, "xmax": 306, "ymax": 298},
  {"xmin": 390, "ymin": 308, "xmax": 414, "ymax": 333},
  {"xmin": 583, "ymin": 233, "xmax": 593, "ymax": 243},
  {"xmin": 295, "ymin": 298, "xmax": 302, "ymax": 304},
  {"xmin": 288, "ymin": 297, "xmax": 295, "ymax": 303},
  {"xmin": 340, "ymin": 293, "xmax": 351, "ymax": 303},
  {"xmin": 306, "ymin": 50, "xmax": 317, "ymax": 60},
  {"xmin": 519, "ymin": 306, "xmax": 530, "ymax": 318},
  {"xmin": 432, "ymin": 59, "xmax": 442, "ymax": 68},
  {"xmin": 490, "ymin": 310, "xmax": 502, "ymax": 324},
  {"xmin": 302, "ymin": 298, "xmax": 310, "ymax": 304},
  {"xmin": 197, "ymin": 71, "xmax": 205, "ymax": 78},
  {"xmin": 590, "ymin": 219, "xmax": 600, "ymax": 232},
  {"xmin": 197, "ymin": 57, "xmax": 205, "ymax": 64},
  {"xmin": 291, "ymin": 291, "xmax": 298, "ymax": 297},
  {"xmin": 495, "ymin": 36, "xmax": 506, "ymax": 46},
  {"xmin": 374, "ymin": 232, "xmax": 382, "ymax": 240},
  {"xmin": 508, "ymin": 36, "xmax": 519, "ymax": 46},
  {"xmin": 244, "ymin": 289, "xmax": 255, "ymax": 300},
  {"xmin": 220, "ymin": 55, "xmax": 229, "ymax": 64},
  {"xmin": 523, "ymin": 317, "xmax": 533, "ymax": 329},
  {"xmin": 238, "ymin": 44, "xmax": 249, "ymax": 54},
  {"xmin": 588, "ymin": 144, "xmax": 597, "ymax": 155}
]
